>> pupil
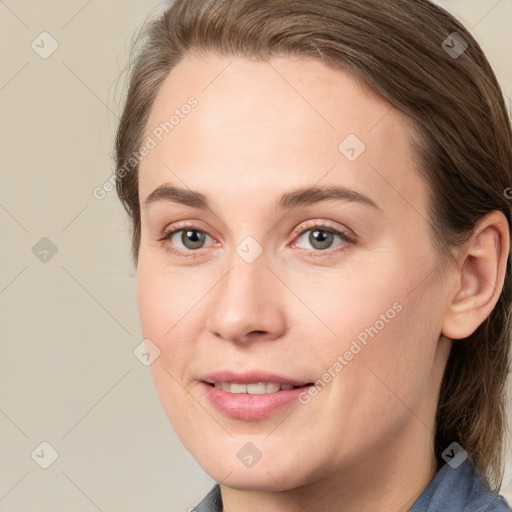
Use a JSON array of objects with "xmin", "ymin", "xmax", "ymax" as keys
[
  {"xmin": 311, "ymin": 229, "xmax": 333, "ymax": 250},
  {"xmin": 183, "ymin": 230, "xmax": 204, "ymax": 249}
]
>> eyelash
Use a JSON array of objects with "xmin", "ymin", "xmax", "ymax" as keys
[{"xmin": 157, "ymin": 221, "xmax": 356, "ymax": 260}]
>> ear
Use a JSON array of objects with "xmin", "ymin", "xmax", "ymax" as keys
[{"xmin": 442, "ymin": 211, "xmax": 510, "ymax": 340}]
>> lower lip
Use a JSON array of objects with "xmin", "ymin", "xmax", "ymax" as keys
[{"xmin": 199, "ymin": 382, "xmax": 312, "ymax": 420}]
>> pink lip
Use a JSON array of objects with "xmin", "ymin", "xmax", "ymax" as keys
[
  {"xmin": 198, "ymin": 370, "xmax": 313, "ymax": 420},
  {"xmin": 200, "ymin": 370, "xmax": 311, "ymax": 387}
]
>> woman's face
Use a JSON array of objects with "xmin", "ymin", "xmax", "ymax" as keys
[{"xmin": 136, "ymin": 54, "xmax": 454, "ymax": 490}]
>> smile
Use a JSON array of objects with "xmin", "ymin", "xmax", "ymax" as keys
[{"xmin": 210, "ymin": 382, "xmax": 302, "ymax": 394}]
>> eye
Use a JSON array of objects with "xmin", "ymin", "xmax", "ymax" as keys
[
  {"xmin": 158, "ymin": 221, "xmax": 356, "ymax": 259},
  {"xmin": 158, "ymin": 224, "xmax": 215, "ymax": 258},
  {"xmin": 161, "ymin": 226, "xmax": 211, "ymax": 251},
  {"xmin": 291, "ymin": 222, "xmax": 356, "ymax": 256}
]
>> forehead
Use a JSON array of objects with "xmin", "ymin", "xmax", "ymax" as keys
[{"xmin": 138, "ymin": 54, "xmax": 426, "ymax": 220}]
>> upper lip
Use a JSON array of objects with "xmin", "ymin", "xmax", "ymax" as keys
[{"xmin": 200, "ymin": 370, "xmax": 312, "ymax": 387}]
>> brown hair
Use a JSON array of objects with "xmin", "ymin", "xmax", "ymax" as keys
[{"xmin": 115, "ymin": 0, "xmax": 512, "ymax": 491}]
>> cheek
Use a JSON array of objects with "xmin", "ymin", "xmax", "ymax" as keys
[
  {"xmin": 297, "ymin": 251, "xmax": 442, "ymax": 414},
  {"xmin": 136, "ymin": 258, "xmax": 202, "ymax": 389},
  {"xmin": 136, "ymin": 255, "xmax": 205, "ymax": 340},
  {"xmin": 136, "ymin": 259, "xmax": 206, "ymax": 433},
  {"xmin": 300, "ymin": 288, "xmax": 441, "ymax": 465}
]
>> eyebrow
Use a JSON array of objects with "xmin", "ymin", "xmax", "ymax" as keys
[{"xmin": 143, "ymin": 183, "xmax": 381, "ymax": 211}]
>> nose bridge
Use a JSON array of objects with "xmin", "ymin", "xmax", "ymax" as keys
[
  {"xmin": 217, "ymin": 229, "xmax": 270, "ymax": 303},
  {"xmin": 206, "ymin": 246, "xmax": 286, "ymax": 342}
]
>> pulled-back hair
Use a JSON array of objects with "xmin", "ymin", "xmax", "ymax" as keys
[{"xmin": 114, "ymin": 0, "xmax": 512, "ymax": 491}]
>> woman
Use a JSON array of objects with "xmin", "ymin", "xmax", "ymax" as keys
[{"xmin": 114, "ymin": 0, "xmax": 512, "ymax": 510}]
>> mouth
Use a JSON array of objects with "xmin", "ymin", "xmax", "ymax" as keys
[
  {"xmin": 198, "ymin": 371, "xmax": 315, "ymax": 419},
  {"xmin": 199, "ymin": 379, "xmax": 315, "ymax": 420},
  {"xmin": 203, "ymin": 381, "xmax": 313, "ymax": 394}
]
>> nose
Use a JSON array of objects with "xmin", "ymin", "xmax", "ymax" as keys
[{"xmin": 205, "ymin": 256, "xmax": 287, "ymax": 344}]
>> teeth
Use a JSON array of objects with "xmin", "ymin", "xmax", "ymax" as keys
[
  {"xmin": 212, "ymin": 382, "xmax": 299, "ymax": 394},
  {"xmin": 265, "ymin": 382, "xmax": 280, "ymax": 393},
  {"xmin": 247, "ymin": 382, "xmax": 266, "ymax": 394},
  {"xmin": 230, "ymin": 383, "xmax": 247, "ymax": 394}
]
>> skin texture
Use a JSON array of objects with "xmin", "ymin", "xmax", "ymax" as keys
[{"xmin": 136, "ymin": 54, "xmax": 510, "ymax": 512}]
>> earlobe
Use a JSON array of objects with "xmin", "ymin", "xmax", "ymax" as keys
[{"xmin": 441, "ymin": 211, "xmax": 510, "ymax": 341}]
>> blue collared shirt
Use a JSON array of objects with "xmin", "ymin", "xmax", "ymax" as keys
[{"xmin": 192, "ymin": 458, "xmax": 511, "ymax": 511}]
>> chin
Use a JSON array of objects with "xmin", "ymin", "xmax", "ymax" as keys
[
  {"xmin": 196, "ymin": 451, "xmax": 313, "ymax": 492},
  {"xmin": 219, "ymin": 470, "xmax": 303, "ymax": 492}
]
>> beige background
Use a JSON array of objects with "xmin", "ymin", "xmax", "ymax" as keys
[{"xmin": 0, "ymin": 0, "xmax": 511, "ymax": 510}]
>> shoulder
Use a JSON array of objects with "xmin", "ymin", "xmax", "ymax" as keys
[
  {"xmin": 191, "ymin": 483, "xmax": 222, "ymax": 512},
  {"xmin": 410, "ymin": 457, "xmax": 511, "ymax": 512}
]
